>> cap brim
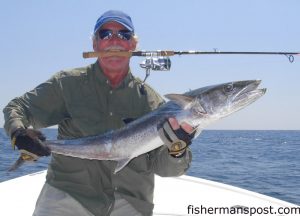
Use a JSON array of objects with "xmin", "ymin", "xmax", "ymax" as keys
[{"xmin": 94, "ymin": 18, "xmax": 134, "ymax": 33}]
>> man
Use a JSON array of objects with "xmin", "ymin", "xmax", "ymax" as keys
[{"xmin": 3, "ymin": 10, "xmax": 194, "ymax": 216}]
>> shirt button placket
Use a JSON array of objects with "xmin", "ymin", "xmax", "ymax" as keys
[{"xmin": 109, "ymin": 89, "xmax": 113, "ymax": 117}]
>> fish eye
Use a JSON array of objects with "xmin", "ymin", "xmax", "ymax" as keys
[{"xmin": 224, "ymin": 84, "xmax": 234, "ymax": 93}]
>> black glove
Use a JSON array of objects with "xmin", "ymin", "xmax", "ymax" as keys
[
  {"xmin": 158, "ymin": 119, "xmax": 196, "ymax": 157},
  {"xmin": 11, "ymin": 128, "xmax": 51, "ymax": 157}
]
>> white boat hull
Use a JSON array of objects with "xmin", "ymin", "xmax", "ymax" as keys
[{"xmin": 0, "ymin": 170, "xmax": 298, "ymax": 215}]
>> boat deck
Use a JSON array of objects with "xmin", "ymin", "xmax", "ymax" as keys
[{"xmin": 0, "ymin": 171, "xmax": 297, "ymax": 215}]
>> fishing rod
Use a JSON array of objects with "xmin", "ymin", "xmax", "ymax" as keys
[
  {"xmin": 82, "ymin": 50, "xmax": 299, "ymax": 83},
  {"xmin": 83, "ymin": 50, "xmax": 300, "ymax": 62}
]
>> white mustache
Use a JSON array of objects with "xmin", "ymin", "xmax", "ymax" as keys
[{"xmin": 104, "ymin": 46, "xmax": 126, "ymax": 51}]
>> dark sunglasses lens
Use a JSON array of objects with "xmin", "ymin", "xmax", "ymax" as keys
[
  {"xmin": 98, "ymin": 29, "xmax": 133, "ymax": 40},
  {"xmin": 98, "ymin": 30, "xmax": 112, "ymax": 40},
  {"xmin": 118, "ymin": 30, "xmax": 133, "ymax": 40}
]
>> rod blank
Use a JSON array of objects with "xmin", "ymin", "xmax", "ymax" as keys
[{"xmin": 82, "ymin": 50, "xmax": 300, "ymax": 62}]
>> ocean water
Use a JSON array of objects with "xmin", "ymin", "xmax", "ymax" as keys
[{"xmin": 0, "ymin": 129, "xmax": 299, "ymax": 205}]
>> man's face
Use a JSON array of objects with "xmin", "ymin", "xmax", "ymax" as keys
[{"xmin": 93, "ymin": 21, "xmax": 136, "ymax": 71}]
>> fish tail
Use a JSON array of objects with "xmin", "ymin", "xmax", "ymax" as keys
[{"xmin": 8, "ymin": 151, "xmax": 39, "ymax": 172}]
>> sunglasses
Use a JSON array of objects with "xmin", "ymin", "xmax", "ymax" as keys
[{"xmin": 98, "ymin": 29, "xmax": 133, "ymax": 41}]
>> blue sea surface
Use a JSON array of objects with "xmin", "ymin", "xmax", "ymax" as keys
[{"xmin": 0, "ymin": 129, "xmax": 299, "ymax": 205}]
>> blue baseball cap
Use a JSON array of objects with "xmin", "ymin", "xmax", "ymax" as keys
[{"xmin": 94, "ymin": 10, "xmax": 134, "ymax": 34}]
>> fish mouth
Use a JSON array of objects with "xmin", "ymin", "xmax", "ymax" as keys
[{"xmin": 233, "ymin": 80, "xmax": 267, "ymax": 104}]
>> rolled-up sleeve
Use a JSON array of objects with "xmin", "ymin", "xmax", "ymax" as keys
[{"xmin": 151, "ymin": 146, "xmax": 192, "ymax": 177}]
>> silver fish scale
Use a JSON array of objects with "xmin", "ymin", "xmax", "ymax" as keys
[
  {"xmin": 9, "ymin": 80, "xmax": 266, "ymax": 172},
  {"xmin": 47, "ymin": 102, "xmax": 184, "ymax": 161}
]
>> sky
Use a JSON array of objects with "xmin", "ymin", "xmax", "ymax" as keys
[{"xmin": 0, "ymin": 0, "xmax": 299, "ymax": 130}]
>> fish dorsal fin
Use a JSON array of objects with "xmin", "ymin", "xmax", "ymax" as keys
[
  {"xmin": 114, "ymin": 158, "xmax": 132, "ymax": 174},
  {"xmin": 164, "ymin": 94, "xmax": 194, "ymax": 108}
]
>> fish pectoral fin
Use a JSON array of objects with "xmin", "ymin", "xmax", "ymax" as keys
[
  {"xmin": 114, "ymin": 158, "xmax": 132, "ymax": 174},
  {"xmin": 164, "ymin": 94, "xmax": 194, "ymax": 108}
]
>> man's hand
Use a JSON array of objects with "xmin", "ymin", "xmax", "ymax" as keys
[
  {"xmin": 159, "ymin": 117, "xmax": 196, "ymax": 157},
  {"xmin": 11, "ymin": 128, "xmax": 51, "ymax": 157}
]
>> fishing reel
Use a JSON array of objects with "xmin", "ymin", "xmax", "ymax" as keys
[
  {"xmin": 139, "ymin": 52, "xmax": 171, "ymax": 84},
  {"xmin": 140, "ymin": 56, "xmax": 171, "ymax": 71}
]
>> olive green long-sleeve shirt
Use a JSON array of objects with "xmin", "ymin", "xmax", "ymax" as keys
[{"xmin": 3, "ymin": 62, "xmax": 192, "ymax": 216}]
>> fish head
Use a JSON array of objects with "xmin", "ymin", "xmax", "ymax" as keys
[{"xmin": 165, "ymin": 80, "xmax": 266, "ymax": 128}]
